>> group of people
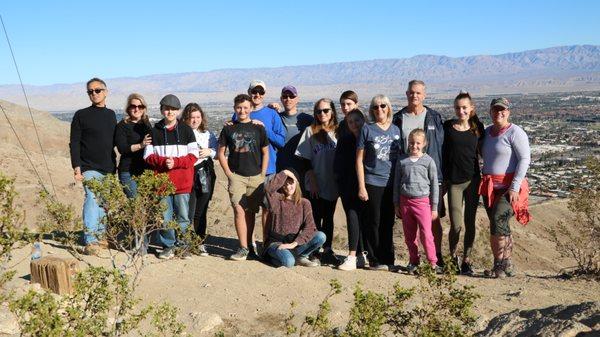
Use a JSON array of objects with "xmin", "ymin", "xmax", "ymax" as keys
[{"xmin": 70, "ymin": 77, "xmax": 531, "ymax": 278}]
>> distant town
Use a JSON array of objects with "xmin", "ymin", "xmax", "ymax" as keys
[{"xmin": 53, "ymin": 91, "xmax": 600, "ymax": 200}]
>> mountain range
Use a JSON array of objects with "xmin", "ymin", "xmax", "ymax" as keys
[{"xmin": 1, "ymin": 45, "xmax": 599, "ymax": 111}]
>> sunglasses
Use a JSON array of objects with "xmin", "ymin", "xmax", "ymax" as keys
[
  {"xmin": 129, "ymin": 104, "xmax": 146, "ymax": 110},
  {"xmin": 250, "ymin": 88, "xmax": 265, "ymax": 95},
  {"xmin": 87, "ymin": 88, "xmax": 105, "ymax": 95},
  {"xmin": 281, "ymin": 94, "xmax": 297, "ymax": 99},
  {"xmin": 316, "ymin": 108, "xmax": 332, "ymax": 115},
  {"xmin": 373, "ymin": 104, "xmax": 387, "ymax": 110}
]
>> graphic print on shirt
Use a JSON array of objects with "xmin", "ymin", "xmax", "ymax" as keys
[
  {"xmin": 232, "ymin": 131, "xmax": 257, "ymax": 153},
  {"xmin": 312, "ymin": 141, "xmax": 336, "ymax": 155},
  {"xmin": 372, "ymin": 134, "xmax": 400, "ymax": 160}
]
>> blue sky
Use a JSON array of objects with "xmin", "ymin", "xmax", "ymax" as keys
[{"xmin": 1, "ymin": 0, "xmax": 599, "ymax": 85}]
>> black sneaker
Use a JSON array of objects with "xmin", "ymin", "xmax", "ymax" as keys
[
  {"xmin": 460, "ymin": 261, "xmax": 474, "ymax": 276},
  {"xmin": 405, "ymin": 263, "xmax": 419, "ymax": 275},
  {"xmin": 320, "ymin": 249, "xmax": 341, "ymax": 266}
]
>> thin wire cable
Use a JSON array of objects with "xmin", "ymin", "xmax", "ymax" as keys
[
  {"xmin": 0, "ymin": 102, "xmax": 48, "ymax": 193},
  {"xmin": 0, "ymin": 14, "xmax": 57, "ymax": 196}
]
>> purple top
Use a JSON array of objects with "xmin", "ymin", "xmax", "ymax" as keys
[{"xmin": 481, "ymin": 124, "xmax": 531, "ymax": 191}]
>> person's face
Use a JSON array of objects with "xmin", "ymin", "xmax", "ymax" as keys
[
  {"xmin": 347, "ymin": 114, "xmax": 365, "ymax": 137},
  {"xmin": 315, "ymin": 101, "xmax": 333, "ymax": 125},
  {"xmin": 340, "ymin": 98, "xmax": 358, "ymax": 115},
  {"xmin": 235, "ymin": 100, "xmax": 253, "ymax": 121},
  {"xmin": 186, "ymin": 110, "xmax": 202, "ymax": 130},
  {"xmin": 283, "ymin": 177, "xmax": 297, "ymax": 197},
  {"xmin": 87, "ymin": 81, "xmax": 107, "ymax": 106},
  {"xmin": 406, "ymin": 84, "xmax": 426, "ymax": 107},
  {"xmin": 490, "ymin": 106, "xmax": 510, "ymax": 127},
  {"xmin": 454, "ymin": 98, "xmax": 473, "ymax": 122},
  {"xmin": 281, "ymin": 90, "xmax": 298, "ymax": 111},
  {"xmin": 371, "ymin": 100, "xmax": 389, "ymax": 123},
  {"xmin": 161, "ymin": 106, "xmax": 180, "ymax": 124},
  {"xmin": 408, "ymin": 134, "xmax": 426, "ymax": 156},
  {"xmin": 248, "ymin": 86, "xmax": 265, "ymax": 107},
  {"xmin": 127, "ymin": 98, "xmax": 146, "ymax": 122}
]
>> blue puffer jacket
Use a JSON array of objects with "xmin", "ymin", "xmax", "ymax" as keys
[{"xmin": 392, "ymin": 106, "xmax": 444, "ymax": 183}]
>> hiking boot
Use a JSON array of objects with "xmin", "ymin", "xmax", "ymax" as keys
[
  {"xmin": 484, "ymin": 261, "xmax": 506, "ymax": 279},
  {"xmin": 297, "ymin": 256, "xmax": 320, "ymax": 267},
  {"xmin": 320, "ymin": 249, "xmax": 341, "ymax": 266},
  {"xmin": 405, "ymin": 263, "xmax": 419, "ymax": 275},
  {"xmin": 337, "ymin": 256, "xmax": 357, "ymax": 271},
  {"xmin": 158, "ymin": 247, "xmax": 175, "ymax": 260},
  {"xmin": 198, "ymin": 244, "xmax": 209, "ymax": 257},
  {"xmin": 370, "ymin": 264, "xmax": 389, "ymax": 271},
  {"xmin": 460, "ymin": 261, "xmax": 475, "ymax": 276},
  {"xmin": 230, "ymin": 247, "xmax": 249, "ymax": 261},
  {"xmin": 83, "ymin": 243, "xmax": 101, "ymax": 256},
  {"xmin": 502, "ymin": 259, "xmax": 515, "ymax": 277},
  {"xmin": 434, "ymin": 265, "xmax": 444, "ymax": 274}
]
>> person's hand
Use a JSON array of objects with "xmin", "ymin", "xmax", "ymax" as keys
[
  {"xmin": 358, "ymin": 187, "xmax": 369, "ymax": 201},
  {"xmin": 432, "ymin": 210, "xmax": 439, "ymax": 221},
  {"xmin": 508, "ymin": 190, "xmax": 519, "ymax": 205},
  {"xmin": 166, "ymin": 157, "xmax": 175, "ymax": 170},
  {"xmin": 282, "ymin": 170, "xmax": 297, "ymax": 181},
  {"xmin": 73, "ymin": 167, "xmax": 83, "ymax": 182},
  {"xmin": 251, "ymin": 119, "xmax": 265, "ymax": 127},
  {"xmin": 268, "ymin": 102, "xmax": 282, "ymax": 112},
  {"xmin": 278, "ymin": 242, "xmax": 298, "ymax": 250},
  {"xmin": 223, "ymin": 119, "xmax": 234, "ymax": 126},
  {"xmin": 198, "ymin": 148, "xmax": 212, "ymax": 158},
  {"xmin": 141, "ymin": 134, "xmax": 152, "ymax": 148},
  {"xmin": 395, "ymin": 205, "xmax": 402, "ymax": 219}
]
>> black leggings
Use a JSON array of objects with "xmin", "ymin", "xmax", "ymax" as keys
[
  {"xmin": 188, "ymin": 164, "xmax": 216, "ymax": 238},
  {"xmin": 309, "ymin": 197, "xmax": 337, "ymax": 249},
  {"xmin": 361, "ymin": 184, "xmax": 395, "ymax": 266},
  {"xmin": 339, "ymin": 191, "xmax": 363, "ymax": 253}
]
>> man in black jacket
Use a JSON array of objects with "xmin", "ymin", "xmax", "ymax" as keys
[
  {"xmin": 392, "ymin": 79, "xmax": 446, "ymax": 267},
  {"xmin": 69, "ymin": 77, "xmax": 117, "ymax": 255}
]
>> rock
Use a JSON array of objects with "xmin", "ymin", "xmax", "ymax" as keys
[
  {"xmin": 189, "ymin": 312, "xmax": 223, "ymax": 333},
  {"xmin": 0, "ymin": 304, "xmax": 19, "ymax": 335},
  {"xmin": 476, "ymin": 301, "xmax": 599, "ymax": 337}
]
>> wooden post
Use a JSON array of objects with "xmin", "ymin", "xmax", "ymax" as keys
[{"xmin": 30, "ymin": 257, "xmax": 78, "ymax": 295}]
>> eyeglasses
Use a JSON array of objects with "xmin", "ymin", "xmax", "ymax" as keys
[
  {"xmin": 316, "ymin": 108, "xmax": 331, "ymax": 115},
  {"xmin": 372, "ymin": 104, "xmax": 387, "ymax": 110},
  {"xmin": 129, "ymin": 104, "xmax": 146, "ymax": 110},
  {"xmin": 281, "ymin": 94, "xmax": 297, "ymax": 99},
  {"xmin": 87, "ymin": 88, "xmax": 105, "ymax": 95},
  {"xmin": 250, "ymin": 87, "xmax": 265, "ymax": 95}
]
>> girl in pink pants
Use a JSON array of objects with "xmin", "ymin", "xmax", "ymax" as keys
[{"xmin": 394, "ymin": 129, "xmax": 439, "ymax": 272}]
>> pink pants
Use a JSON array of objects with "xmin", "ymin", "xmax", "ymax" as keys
[{"xmin": 400, "ymin": 196, "xmax": 438, "ymax": 266}]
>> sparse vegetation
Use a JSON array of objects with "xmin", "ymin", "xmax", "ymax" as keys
[
  {"xmin": 550, "ymin": 157, "xmax": 600, "ymax": 279},
  {"xmin": 287, "ymin": 266, "xmax": 480, "ymax": 337},
  {"xmin": 0, "ymin": 171, "xmax": 188, "ymax": 336}
]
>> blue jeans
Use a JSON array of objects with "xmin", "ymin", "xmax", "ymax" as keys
[
  {"xmin": 82, "ymin": 170, "xmax": 106, "ymax": 245},
  {"xmin": 118, "ymin": 172, "xmax": 138, "ymax": 198},
  {"xmin": 266, "ymin": 231, "xmax": 326, "ymax": 268},
  {"xmin": 155, "ymin": 193, "xmax": 190, "ymax": 248}
]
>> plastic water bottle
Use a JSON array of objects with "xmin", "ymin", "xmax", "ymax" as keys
[{"xmin": 31, "ymin": 242, "xmax": 42, "ymax": 260}]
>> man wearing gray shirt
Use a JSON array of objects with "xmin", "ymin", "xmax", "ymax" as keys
[{"xmin": 392, "ymin": 79, "xmax": 446, "ymax": 266}]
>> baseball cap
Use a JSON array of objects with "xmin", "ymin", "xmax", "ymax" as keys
[
  {"xmin": 281, "ymin": 85, "xmax": 298, "ymax": 96},
  {"xmin": 248, "ymin": 80, "xmax": 266, "ymax": 92},
  {"xmin": 159, "ymin": 94, "xmax": 181, "ymax": 109},
  {"xmin": 490, "ymin": 97, "xmax": 511, "ymax": 109}
]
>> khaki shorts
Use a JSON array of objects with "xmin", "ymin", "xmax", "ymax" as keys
[{"xmin": 228, "ymin": 173, "xmax": 264, "ymax": 214}]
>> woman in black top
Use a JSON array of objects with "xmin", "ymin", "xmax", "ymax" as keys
[
  {"xmin": 114, "ymin": 93, "xmax": 152, "ymax": 198},
  {"xmin": 442, "ymin": 91, "xmax": 484, "ymax": 275},
  {"xmin": 334, "ymin": 109, "xmax": 367, "ymax": 271}
]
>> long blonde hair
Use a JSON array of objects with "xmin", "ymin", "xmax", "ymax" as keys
[{"xmin": 124, "ymin": 93, "xmax": 150, "ymax": 125}]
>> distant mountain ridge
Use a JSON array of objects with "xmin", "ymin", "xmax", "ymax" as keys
[{"xmin": 1, "ymin": 45, "xmax": 599, "ymax": 111}]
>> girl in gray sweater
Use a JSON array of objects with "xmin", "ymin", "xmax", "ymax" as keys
[{"xmin": 394, "ymin": 129, "xmax": 439, "ymax": 273}]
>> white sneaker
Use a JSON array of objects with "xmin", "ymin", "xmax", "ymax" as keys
[
  {"xmin": 338, "ymin": 256, "xmax": 357, "ymax": 271},
  {"xmin": 198, "ymin": 244, "xmax": 209, "ymax": 257},
  {"xmin": 297, "ymin": 256, "xmax": 320, "ymax": 267}
]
